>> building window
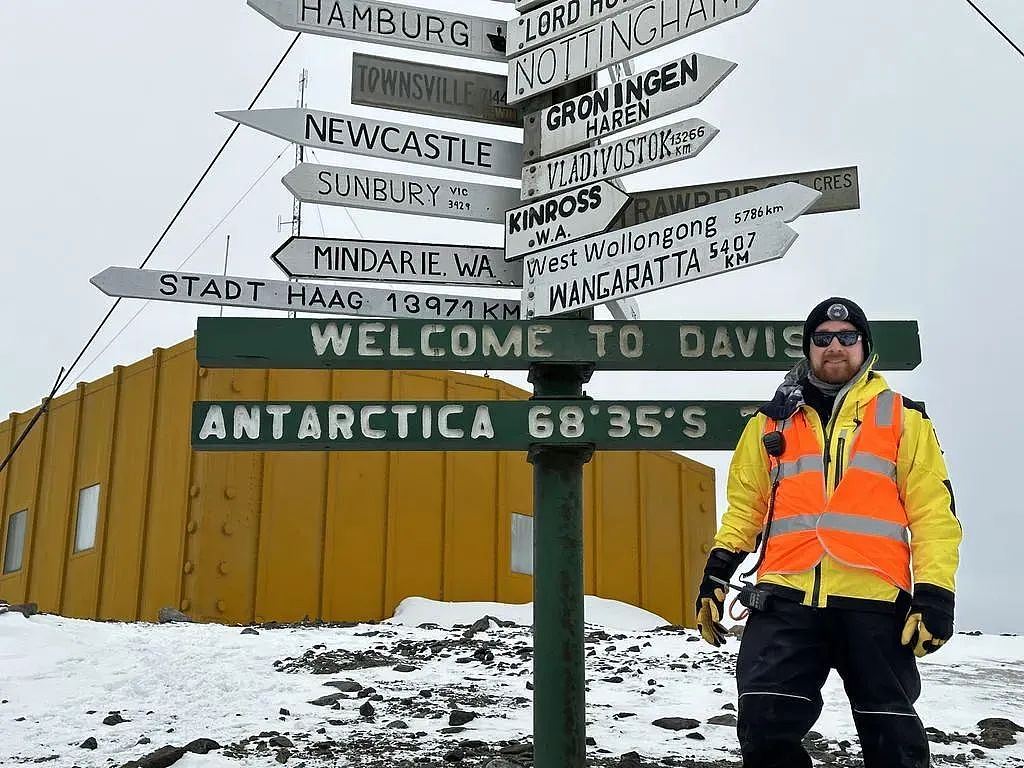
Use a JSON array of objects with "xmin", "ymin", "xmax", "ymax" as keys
[
  {"xmin": 3, "ymin": 509, "xmax": 27, "ymax": 574},
  {"xmin": 74, "ymin": 484, "xmax": 100, "ymax": 553},
  {"xmin": 510, "ymin": 512, "xmax": 533, "ymax": 576}
]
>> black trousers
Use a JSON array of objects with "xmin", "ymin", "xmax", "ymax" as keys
[{"xmin": 736, "ymin": 598, "xmax": 929, "ymax": 767}]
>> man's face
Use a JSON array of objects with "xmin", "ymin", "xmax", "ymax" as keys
[{"xmin": 808, "ymin": 320, "xmax": 865, "ymax": 384}]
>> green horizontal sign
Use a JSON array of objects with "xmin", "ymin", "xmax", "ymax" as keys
[
  {"xmin": 192, "ymin": 400, "xmax": 761, "ymax": 452},
  {"xmin": 196, "ymin": 318, "xmax": 921, "ymax": 372}
]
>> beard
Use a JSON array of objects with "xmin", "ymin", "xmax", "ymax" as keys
[{"xmin": 812, "ymin": 357, "xmax": 859, "ymax": 384}]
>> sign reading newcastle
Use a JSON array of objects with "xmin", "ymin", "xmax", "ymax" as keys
[
  {"xmin": 91, "ymin": 267, "xmax": 520, "ymax": 320},
  {"xmin": 272, "ymin": 236, "xmax": 522, "ymax": 287},
  {"xmin": 192, "ymin": 399, "xmax": 757, "ymax": 452},
  {"xmin": 195, "ymin": 317, "xmax": 923, "ymax": 372},
  {"xmin": 248, "ymin": 0, "xmax": 508, "ymax": 62},
  {"xmin": 351, "ymin": 54, "xmax": 521, "ymax": 128},
  {"xmin": 524, "ymin": 54, "xmax": 736, "ymax": 159},
  {"xmin": 282, "ymin": 163, "xmax": 520, "ymax": 224},
  {"xmin": 219, "ymin": 108, "xmax": 523, "ymax": 179}
]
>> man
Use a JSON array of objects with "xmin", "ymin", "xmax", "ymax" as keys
[{"xmin": 695, "ymin": 297, "xmax": 962, "ymax": 767}]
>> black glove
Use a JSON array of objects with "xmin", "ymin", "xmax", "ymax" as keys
[
  {"xmin": 901, "ymin": 583, "xmax": 955, "ymax": 657},
  {"xmin": 695, "ymin": 548, "xmax": 746, "ymax": 647}
]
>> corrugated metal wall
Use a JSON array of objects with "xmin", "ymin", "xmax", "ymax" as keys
[{"xmin": 0, "ymin": 337, "xmax": 716, "ymax": 627}]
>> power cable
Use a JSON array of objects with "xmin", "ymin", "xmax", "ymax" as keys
[{"xmin": 965, "ymin": 0, "xmax": 1024, "ymax": 59}]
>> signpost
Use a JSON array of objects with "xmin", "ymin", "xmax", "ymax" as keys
[
  {"xmin": 219, "ymin": 107, "xmax": 524, "ymax": 179},
  {"xmin": 524, "ymin": 53, "xmax": 736, "ymax": 159},
  {"xmin": 281, "ymin": 162, "xmax": 521, "ymax": 224},
  {"xmin": 271, "ymin": 236, "xmax": 521, "ymax": 287},
  {"xmin": 350, "ymin": 53, "xmax": 521, "ymax": 128},
  {"xmin": 91, "ymin": 267, "xmax": 520, "ymax": 320},
  {"xmin": 508, "ymin": 0, "xmax": 648, "ymax": 54},
  {"xmin": 522, "ymin": 117, "xmax": 718, "ymax": 199},
  {"xmin": 508, "ymin": 0, "xmax": 761, "ymax": 102},
  {"xmin": 248, "ymin": 0, "xmax": 509, "ymax": 62}
]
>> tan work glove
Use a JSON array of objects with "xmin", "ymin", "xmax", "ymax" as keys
[
  {"xmin": 900, "ymin": 583, "xmax": 955, "ymax": 658},
  {"xmin": 694, "ymin": 547, "xmax": 745, "ymax": 647}
]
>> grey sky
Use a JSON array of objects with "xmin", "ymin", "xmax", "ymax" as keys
[{"xmin": 1, "ymin": 2, "xmax": 1021, "ymax": 632}]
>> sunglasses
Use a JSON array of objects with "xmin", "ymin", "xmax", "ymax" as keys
[{"xmin": 811, "ymin": 330, "xmax": 862, "ymax": 348}]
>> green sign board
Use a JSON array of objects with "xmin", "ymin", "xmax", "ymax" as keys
[
  {"xmin": 196, "ymin": 318, "xmax": 921, "ymax": 372},
  {"xmin": 192, "ymin": 400, "xmax": 761, "ymax": 452}
]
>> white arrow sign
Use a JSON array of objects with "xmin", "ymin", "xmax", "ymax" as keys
[
  {"xmin": 248, "ymin": 0, "xmax": 508, "ymax": 62},
  {"xmin": 272, "ymin": 237, "xmax": 522, "ymax": 288},
  {"xmin": 508, "ymin": 0, "xmax": 760, "ymax": 103},
  {"xmin": 505, "ymin": 181, "xmax": 629, "ymax": 261},
  {"xmin": 219, "ymin": 108, "xmax": 524, "ymax": 179},
  {"xmin": 282, "ymin": 163, "xmax": 521, "ymax": 225},
  {"xmin": 91, "ymin": 267, "xmax": 521, "ymax": 321},
  {"xmin": 522, "ymin": 118, "xmax": 718, "ymax": 200},
  {"xmin": 509, "ymin": 0, "xmax": 647, "ymax": 54},
  {"xmin": 525, "ymin": 53, "xmax": 736, "ymax": 160},
  {"xmin": 521, "ymin": 183, "xmax": 822, "ymax": 317}
]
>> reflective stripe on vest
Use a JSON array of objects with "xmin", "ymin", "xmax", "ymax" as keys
[{"xmin": 758, "ymin": 389, "xmax": 912, "ymax": 591}]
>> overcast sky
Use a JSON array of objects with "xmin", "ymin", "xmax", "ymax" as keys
[{"xmin": 1, "ymin": 2, "xmax": 1022, "ymax": 632}]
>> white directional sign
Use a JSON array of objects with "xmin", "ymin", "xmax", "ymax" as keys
[
  {"xmin": 522, "ymin": 118, "xmax": 718, "ymax": 200},
  {"xmin": 282, "ymin": 163, "xmax": 521, "ymax": 225},
  {"xmin": 219, "ymin": 108, "xmax": 523, "ymax": 179},
  {"xmin": 521, "ymin": 183, "xmax": 823, "ymax": 317},
  {"xmin": 91, "ymin": 267, "xmax": 521, "ymax": 321},
  {"xmin": 505, "ymin": 181, "xmax": 629, "ymax": 261},
  {"xmin": 508, "ymin": 0, "xmax": 760, "ymax": 102},
  {"xmin": 509, "ymin": 0, "xmax": 647, "ymax": 54},
  {"xmin": 606, "ymin": 296, "xmax": 640, "ymax": 321},
  {"xmin": 525, "ymin": 54, "xmax": 736, "ymax": 159},
  {"xmin": 248, "ymin": 0, "xmax": 508, "ymax": 62},
  {"xmin": 272, "ymin": 236, "xmax": 522, "ymax": 288}
]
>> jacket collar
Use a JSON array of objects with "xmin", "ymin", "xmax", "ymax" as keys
[{"xmin": 759, "ymin": 354, "xmax": 884, "ymax": 421}]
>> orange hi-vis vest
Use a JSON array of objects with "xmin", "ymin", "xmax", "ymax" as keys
[{"xmin": 757, "ymin": 389, "xmax": 912, "ymax": 592}]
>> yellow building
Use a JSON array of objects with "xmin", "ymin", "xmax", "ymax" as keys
[{"xmin": 0, "ymin": 337, "xmax": 716, "ymax": 626}]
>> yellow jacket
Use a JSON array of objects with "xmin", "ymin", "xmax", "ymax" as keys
[{"xmin": 715, "ymin": 357, "xmax": 962, "ymax": 607}]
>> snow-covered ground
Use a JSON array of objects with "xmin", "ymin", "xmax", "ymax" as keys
[{"xmin": 1, "ymin": 597, "xmax": 1022, "ymax": 767}]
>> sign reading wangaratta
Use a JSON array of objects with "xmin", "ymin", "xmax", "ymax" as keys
[
  {"xmin": 191, "ymin": 399, "xmax": 758, "ymax": 452},
  {"xmin": 91, "ymin": 267, "xmax": 520, "ymax": 320},
  {"xmin": 522, "ymin": 118, "xmax": 718, "ymax": 199},
  {"xmin": 195, "ymin": 318, "xmax": 923, "ymax": 372},
  {"xmin": 525, "ymin": 53, "xmax": 736, "ymax": 159},
  {"xmin": 282, "ymin": 163, "xmax": 521, "ymax": 224},
  {"xmin": 271, "ymin": 236, "xmax": 521, "ymax": 287},
  {"xmin": 248, "ymin": 0, "xmax": 508, "ymax": 62},
  {"xmin": 219, "ymin": 108, "xmax": 523, "ymax": 179}
]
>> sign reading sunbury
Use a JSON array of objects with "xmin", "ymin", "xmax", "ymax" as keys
[{"xmin": 195, "ymin": 318, "xmax": 923, "ymax": 371}]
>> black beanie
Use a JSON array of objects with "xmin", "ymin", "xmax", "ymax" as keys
[{"xmin": 802, "ymin": 297, "xmax": 872, "ymax": 357}]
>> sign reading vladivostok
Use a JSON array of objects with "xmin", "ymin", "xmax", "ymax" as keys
[
  {"xmin": 271, "ymin": 236, "xmax": 522, "ymax": 287},
  {"xmin": 248, "ymin": 0, "xmax": 508, "ymax": 62},
  {"xmin": 282, "ymin": 163, "xmax": 521, "ymax": 224},
  {"xmin": 522, "ymin": 118, "xmax": 718, "ymax": 199},
  {"xmin": 525, "ymin": 54, "xmax": 736, "ymax": 159},
  {"xmin": 219, "ymin": 108, "xmax": 523, "ymax": 179},
  {"xmin": 90, "ymin": 267, "xmax": 520, "ymax": 320},
  {"xmin": 508, "ymin": 0, "xmax": 760, "ymax": 102}
]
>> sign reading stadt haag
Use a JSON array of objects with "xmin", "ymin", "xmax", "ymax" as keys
[{"xmin": 195, "ymin": 317, "xmax": 923, "ymax": 372}]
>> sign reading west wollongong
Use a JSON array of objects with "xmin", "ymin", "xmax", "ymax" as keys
[
  {"xmin": 351, "ymin": 53, "xmax": 521, "ymax": 128},
  {"xmin": 219, "ymin": 108, "xmax": 523, "ymax": 179},
  {"xmin": 192, "ymin": 399, "xmax": 759, "ymax": 452},
  {"xmin": 282, "ymin": 163, "xmax": 520, "ymax": 224},
  {"xmin": 90, "ymin": 267, "xmax": 520, "ymax": 320},
  {"xmin": 272, "ymin": 237, "xmax": 521, "ymax": 288},
  {"xmin": 248, "ymin": 0, "xmax": 508, "ymax": 62},
  {"xmin": 195, "ymin": 318, "xmax": 923, "ymax": 371}
]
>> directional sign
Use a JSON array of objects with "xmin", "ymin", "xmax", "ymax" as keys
[
  {"xmin": 522, "ymin": 118, "xmax": 717, "ymax": 200},
  {"xmin": 612, "ymin": 166, "xmax": 861, "ymax": 228},
  {"xmin": 91, "ymin": 267, "xmax": 520, "ymax": 321},
  {"xmin": 505, "ymin": 181, "xmax": 629, "ymax": 261},
  {"xmin": 219, "ymin": 108, "xmax": 523, "ymax": 179},
  {"xmin": 508, "ymin": 0, "xmax": 760, "ymax": 102},
  {"xmin": 524, "ymin": 53, "xmax": 736, "ymax": 160},
  {"xmin": 282, "ymin": 163, "xmax": 521, "ymax": 225},
  {"xmin": 509, "ymin": 0, "xmax": 648, "ymax": 54},
  {"xmin": 248, "ymin": 0, "xmax": 508, "ymax": 62},
  {"xmin": 271, "ymin": 236, "xmax": 522, "ymax": 288},
  {"xmin": 192, "ymin": 399, "xmax": 759, "ymax": 452},
  {"xmin": 351, "ymin": 53, "xmax": 521, "ymax": 128},
  {"xmin": 194, "ymin": 318, "xmax": 923, "ymax": 372},
  {"xmin": 605, "ymin": 297, "xmax": 639, "ymax": 321}
]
